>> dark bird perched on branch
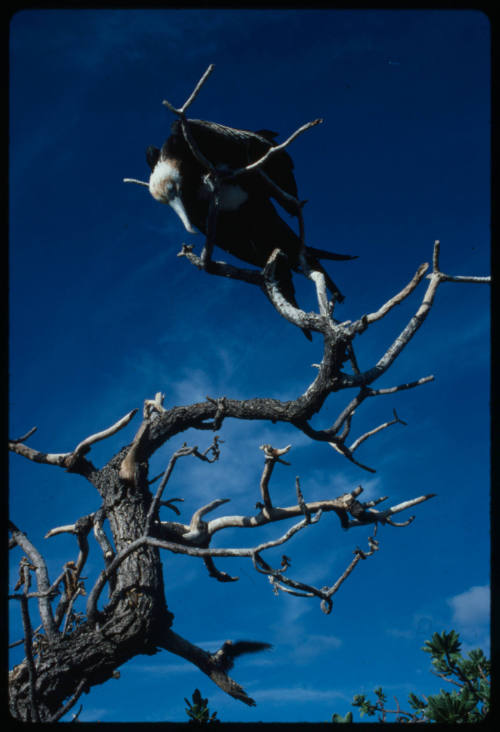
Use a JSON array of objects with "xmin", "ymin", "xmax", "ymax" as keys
[
  {"xmin": 211, "ymin": 640, "xmax": 272, "ymax": 672},
  {"xmin": 145, "ymin": 119, "xmax": 355, "ymax": 334}
]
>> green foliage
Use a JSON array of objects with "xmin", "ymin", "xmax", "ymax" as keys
[
  {"xmin": 408, "ymin": 692, "xmax": 426, "ymax": 711},
  {"xmin": 332, "ymin": 630, "xmax": 489, "ymax": 723},
  {"xmin": 425, "ymin": 687, "xmax": 478, "ymax": 723},
  {"xmin": 184, "ymin": 689, "xmax": 220, "ymax": 725},
  {"xmin": 331, "ymin": 711, "xmax": 353, "ymax": 723}
]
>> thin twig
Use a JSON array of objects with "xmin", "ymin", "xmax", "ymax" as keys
[
  {"xmin": 349, "ymin": 408, "xmax": 406, "ymax": 453},
  {"xmin": 259, "ymin": 444, "xmax": 291, "ymax": 511},
  {"xmin": 9, "ymin": 623, "xmax": 43, "ymax": 650},
  {"xmin": 47, "ymin": 678, "xmax": 88, "ymax": 723},
  {"xmin": 229, "ymin": 119, "xmax": 323, "ymax": 178},
  {"xmin": 73, "ymin": 409, "xmax": 138, "ymax": 455},
  {"xmin": 62, "ymin": 587, "xmax": 84, "ymax": 636},
  {"xmin": 9, "ymin": 522, "xmax": 58, "ymax": 641},
  {"xmin": 93, "ymin": 509, "xmax": 115, "ymax": 562},
  {"xmin": 345, "ymin": 494, "xmax": 436, "ymax": 528},
  {"xmin": 9, "ymin": 408, "xmax": 137, "ymax": 472},
  {"xmin": 19, "ymin": 595, "xmax": 40, "ymax": 722},
  {"xmin": 431, "ymin": 669, "xmax": 463, "ymax": 687},
  {"xmin": 355, "ymin": 262, "xmax": 429, "ymax": 329},
  {"xmin": 437, "ymin": 274, "xmax": 491, "ymax": 284},
  {"xmin": 162, "ymin": 63, "xmax": 215, "ymax": 116},
  {"xmin": 367, "ymin": 375, "xmax": 435, "ymax": 395},
  {"xmin": 123, "ymin": 177, "xmax": 149, "ymax": 187},
  {"xmin": 145, "ymin": 443, "xmax": 218, "ymax": 535},
  {"xmin": 10, "ymin": 426, "xmax": 38, "ymax": 444},
  {"xmin": 328, "ymin": 438, "xmax": 377, "ymax": 473}
]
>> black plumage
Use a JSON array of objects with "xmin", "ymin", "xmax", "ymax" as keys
[
  {"xmin": 146, "ymin": 119, "xmax": 353, "ymax": 332},
  {"xmin": 212, "ymin": 640, "xmax": 272, "ymax": 672}
]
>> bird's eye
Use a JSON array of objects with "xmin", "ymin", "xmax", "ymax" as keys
[{"xmin": 166, "ymin": 181, "xmax": 177, "ymax": 198}]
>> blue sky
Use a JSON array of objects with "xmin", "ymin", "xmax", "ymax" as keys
[{"xmin": 9, "ymin": 9, "xmax": 490, "ymax": 723}]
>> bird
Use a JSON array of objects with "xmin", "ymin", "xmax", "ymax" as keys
[
  {"xmin": 211, "ymin": 640, "xmax": 272, "ymax": 672},
  {"xmin": 145, "ymin": 118, "xmax": 355, "ymax": 335}
]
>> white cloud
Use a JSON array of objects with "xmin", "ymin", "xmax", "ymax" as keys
[
  {"xmin": 290, "ymin": 634, "xmax": 342, "ymax": 664},
  {"xmin": 385, "ymin": 613, "xmax": 437, "ymax": 641},
  {"xmin": 272, "ymin": 594, "xmax": 312, "ymax": 628},
  {"xmin": 252, "ymin": 685, "xmax": 348, "ymax": 704},
  {"xmin": 304, "ymin": 468, "xmax": 382, "ymax": 503},
  {"xmin": 130, "ymin": 661, "xmax": 197, "ymax": 676},
  {"xmin": 447, "ymin": 584, "xmax": 490, "ymax": 627},
  {"xmin": 267, "ymin": 596, "xmax": 342, "ymax": 665},
  {"xmin": 77, "ymin": 707, "xmax": 110, "ymax": 722},
  {"xmin": 461, "ymin": 631, "xmax": 490, "ymax": 657},
  {"xmin": 192, "ymin": 638, "xmax": 227, "ymax": 652}
]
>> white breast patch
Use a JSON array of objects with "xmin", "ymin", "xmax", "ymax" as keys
[
  {"xmin": 199, "ymin": 176, "xmax": 248, "ymax": 211},
  {"xmin": 219, "ymin": 183, "xmax": 248, "ymax": 210}
]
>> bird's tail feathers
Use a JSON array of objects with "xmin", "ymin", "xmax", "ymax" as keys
[{"xmin": 305, "ymin": 245, "xmax": 357, "ymax": 262}]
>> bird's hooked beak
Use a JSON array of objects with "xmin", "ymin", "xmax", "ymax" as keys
[
  {"xmin": 148, "ymin": 159, "xmax": 198, "ymax": 235},
  {"xmin": 167, "ymin": 195, "xmax": 198, "ymax": 234}
]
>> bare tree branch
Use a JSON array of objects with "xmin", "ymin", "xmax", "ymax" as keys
[
  {"xmin": 93, "ymin": 508, "xmax": 115, "ymax": 562},
  {"xmin": 8, "ymin": 442, "xmax": 72, "ymax": 467},
  {"xmin": 9, "ymin": 522, "xmax": 58, "ymax": 641},
  {"xmin": 85, "ymin": 449, "xmax": 435, "ymax": 625},
  {"xmin": 73, "ymin": 409, "xmax": 138, "ymax": 455},
  {"xmin": 320, "ymin": 530, "xmax": 379, "ymax": 608},
  {"xmin": 359, "ymin": 262, "xmax": 430, "ymax": 327},
  {"xmin": 258, "ymin": 443, "xmax": 291, "ymax": 511},
  {"xmin": 145, "ymin": 444, "xmax": 199, "ymax": 534},
  {"xmin": 182, "ymin": 498, "xmax": 231, "ymax": 542},
  {"xmin": 162, "ymin": 63, "xmax": 215, "ymax": 116},
  {"xmin": 228, "ymin": 118, "xmax": 323, "ymax": 179},
  {"xmin": 10, "ymin": 426, "xmax": 38, "ymax": 444},
  {"xmin": 42, "ymin": 515, "xmax": 94, "ymax": 629},
  {"xmin": 47, "ymin": 678, "xmax": 87, "ymax": 723},
  {"xmin": 344, "ymin": 493, "xmax": 437, "ymax": 528},
  {"xmin": 159, "ymin": 627, "xmax": 257, "ymax": 706},
  {"xmin": 123, "ymin": 177, "xmax": 149, "ymax": 187},
  {"xmin": 145, "ymin": 437, "xmax": 222, "ymax": 535},
  {"xmin": 16, "ymin": 594, "xmax": 40, "ymax": 722},
  {"xmin": 8, "ymin": 409, "xmax": 138, "ymax": 475},
  {"xmin": 343, "ymin": 241, "xmax": 490, "ymax": 389},
  {"xmin": 349, "ymin": 408, "xmax": 407, "ymax": 453},
  {"xmin": 170, "ymin": 240, "xmax": 484, "ymax": 477},
  {"xmin": 438, "ymin": 274, "xmax": 491, "ymax": 284}
]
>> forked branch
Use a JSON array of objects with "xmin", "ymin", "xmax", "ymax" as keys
[
  {"xmin": 80, "ymin": 440, "xmax": 435, "ymax": 625},
  {"xmin": 8, "ymin": 409, "xmax": 137, "ymax": 476}
]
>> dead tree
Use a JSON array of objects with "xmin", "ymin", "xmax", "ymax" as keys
[{"xmin": 8, "ymin": 66, "xmax": 490, "ymax": 722}]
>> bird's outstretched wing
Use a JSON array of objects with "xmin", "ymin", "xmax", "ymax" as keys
[
  {"xmin": 229, "ymin": 640, "xmax": 273, "ymax": 657},
  {"xmin": 212, "ymin": 639, "xmax": 273, "ymax": 672}
]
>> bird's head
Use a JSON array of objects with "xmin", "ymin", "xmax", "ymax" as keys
[{"xmin": 146, "ymin": 145, "xmax": 198, "ymax": 234}]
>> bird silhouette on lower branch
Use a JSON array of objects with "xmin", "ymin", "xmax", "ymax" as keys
[{"xmin": 211, "ymin": 640, "xmax": 272, "ymax": 672}]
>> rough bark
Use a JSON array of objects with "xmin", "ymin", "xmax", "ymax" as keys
[{"xmin": 9, "ymin": 460, "xmax": 173, "ymax": 721}]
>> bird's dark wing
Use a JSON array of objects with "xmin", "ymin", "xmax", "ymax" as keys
[
  {"xmin": 213, "ymin": 639, "xmax": 272, "ymax": 673},
  {"xmin": 146, "ymin": 145, "xmax": 161, "ymax": 171},
  {"xmin": 172, "ymin": 119, "xmax": 299, "ymax": 212},
  {"xmin": 229, "ymin": 641, "xmax": 273, "ymax": 658},
  {"xmin": 254, "ymin": 129, "xmax": 279, "ymax": 141}
]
